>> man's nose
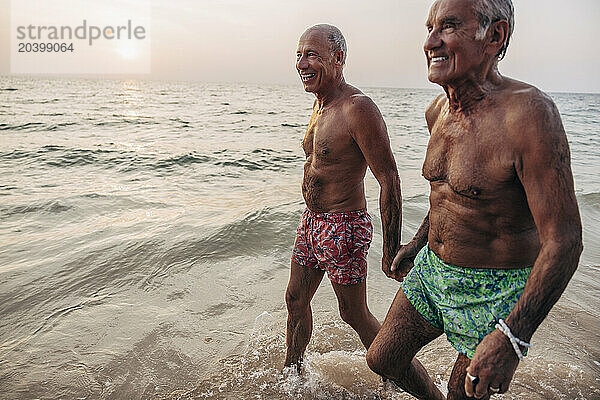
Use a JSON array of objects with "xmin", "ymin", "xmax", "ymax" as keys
[
  {"xmin": 424, "ymin": 30, "xmax": 442, "ymax": 51},
  {"xmin": 296, "ymin": 54, "xmax": 308, "ymax": 69}
]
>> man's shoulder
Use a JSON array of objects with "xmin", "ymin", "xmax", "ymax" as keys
[
  {"xmin": 500, "ymin": 78, "xmax": 562, "ymax": 133},
  {"xmin": 340, "ymin": 85, "xmax": 377, "ymax": 110},
  {"xmin": 341, "ymin": 89, "xmax": 383, "ymax": 120},
  {"xmin": 500, "ymin": 78, "xmax": 554, "ymax": 114},
  {"xmin": 499, "ymin": 78, "xmax": 565, "ymax": 151},
  {"xmin": 336, "ymin": 86, "xmax": 386, "ymax": 138}
]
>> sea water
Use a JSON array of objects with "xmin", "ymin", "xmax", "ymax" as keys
[{"xmin": 1, "ymin": 77, "xmax": 599, "ymax": 399}]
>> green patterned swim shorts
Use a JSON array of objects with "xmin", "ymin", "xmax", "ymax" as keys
[{"xmin": 401, "ymin": 244, "xmax": 532, "ymax": 359}]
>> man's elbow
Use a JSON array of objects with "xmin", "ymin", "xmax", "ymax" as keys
[
  {"xmin": 377, "ymin": 172, "xmax": 401, "ymax": 191},
  {"xmin": 563, "ymin": 235, "xmax": 583, "ymax": 260},
  {"xmin": 565, "ymin": 235, "xmax": 583, "ymax": 275},
  {"xmin": 544, "ymin": 231, "xmax": 583, "ymax": 270},
  {"xmin": 566, "ymin": 223, "xmax": 584, "ymax": 257}
]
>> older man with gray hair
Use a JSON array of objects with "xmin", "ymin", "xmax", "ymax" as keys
[
  {"xmin": 366, "ymin": 0, "xmax": 582, "ymax": 399},
  {"xmin": 284, "ymin": 24, "xmax": 402, "ymax": 372}
]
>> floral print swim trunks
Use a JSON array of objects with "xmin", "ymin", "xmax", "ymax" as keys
[
  {"xmin": 292, "ymin": 208, "xmax": 373, "ymax": 285},
  {"xmin": 401, "ymin": 244, "xmax": 532, "ymax": 359}
]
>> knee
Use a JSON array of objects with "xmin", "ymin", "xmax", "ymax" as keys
[
  {"xmin": 366, "ymin": 339, "xmax": 412, "ymax": 379},
  {"xmin": 365, "ymin": 346, "xmax": 380, "ymax": 374},
  {"xmin": 285, "ymin": 289, "xmax": 309, "ymax": 317},
  {"xmin": 338, "ymin": 301, "xmax": 368, "ymax": 328},
  {"xmin": 366, "ymin": 343, "xmax": 387, "ymax": 376}
]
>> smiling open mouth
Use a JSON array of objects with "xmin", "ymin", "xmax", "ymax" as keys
[
  {"xmin": 431, "ymin": 56, "xmax": 449, "ymax": 63},
  {"xmin": 300, "ymin": 73, "xmax": 316, "ymax": 82}
]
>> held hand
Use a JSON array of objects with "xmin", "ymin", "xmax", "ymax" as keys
[
  {"xmin": 465, "ymin": 329, "xmax": 520, "ymax": 398},
  {"xmin": 383, "ymin": 242, "xmax": 418, "ymax": 282}
]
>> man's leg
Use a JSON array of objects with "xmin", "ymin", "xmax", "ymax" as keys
[
  {"xmin": 366, "ymin": 289, "xmax": 445, "ymax": 400},
  {"xmin": 330, "ymin": 279, "xmax": 380, "ymax": 349},
  {"xmin": 284, "ymin": 260, "xmax": 325, "ymax": 371},
  {"xmin": 447, "ymin": 353, "xmax": 490, "ymax": 400}
]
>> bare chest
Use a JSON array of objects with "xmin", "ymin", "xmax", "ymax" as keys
[
  {"xmin": 423, "ymin": 116, "xmax": 517, "ymax": 198},
  {"xmin": 302, "ymin": 109, "xmax": 358, "ymax": 163}
]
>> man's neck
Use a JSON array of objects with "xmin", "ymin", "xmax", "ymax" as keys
[
  {"xmin": 315, "ymin": 76, "xmax": 346, "ymax": 109},
  {"xmin": 443, "ymin": 63, "xmax": 502, "ymax": 113}
]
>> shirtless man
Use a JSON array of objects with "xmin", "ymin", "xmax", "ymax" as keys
[
  {"xmin": 366, "ymin": 1, "xmax": 583, "ymax": 399},
  {"xmin": 284, "ymin": 24, "xmax": 402, "ymax": 370}
]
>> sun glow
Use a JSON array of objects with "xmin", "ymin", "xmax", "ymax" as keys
[{"xmin": 116, "ymin": 42, "xmax": 139, "ymax": 60}]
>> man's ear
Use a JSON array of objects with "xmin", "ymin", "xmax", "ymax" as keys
[
  {"xmin": 486, "ymin": 19, "xmax": 508, "ymax": 56},
  {"xmin": 334, "ymin": 50, "xmax": 344, "ymax": 66}
]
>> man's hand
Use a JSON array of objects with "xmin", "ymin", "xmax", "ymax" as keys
[
  {"xmin": 383, "ymin": 242, "xmax": 419, "ymax": 281},
  {"xmin": 465, "ymin": 329, "xmax": 520, "ymax": 398}
]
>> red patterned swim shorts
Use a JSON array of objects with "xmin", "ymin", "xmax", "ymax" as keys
[{"xmin": 292, "ymin": 208, "xmax": 373, "ymax": 285}]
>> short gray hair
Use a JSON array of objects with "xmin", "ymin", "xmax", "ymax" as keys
[
  {"xmin": 472, "ymin": 0, "xmax": 514, "ymax": 60},
  {"xmin": 307, "ymin": 24, "xmax": 347, "ymax": 65}
]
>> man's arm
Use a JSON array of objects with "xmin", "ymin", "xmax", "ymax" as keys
[
  {"xmin": 466, "ymin": 91, "xmax": 583, "ymax": 398},
  {"xmin": 504, "ymin": 94, "xmax": 582, "ymax": 342},
  {"xmin": 346, "ymin": 95, "xmax": 402, "ymax": 279},
  {"xmin": 390, "ymin": 212, "xmax": 429, "ymax": 279}
]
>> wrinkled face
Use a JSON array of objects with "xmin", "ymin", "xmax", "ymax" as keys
[
  {"xmin": 424, "ymin": 0, "xmax": 486, "ymax": 85},
  {"xmin": 296, "ymin": 29, "xmax": 339, "ymax": 93}
]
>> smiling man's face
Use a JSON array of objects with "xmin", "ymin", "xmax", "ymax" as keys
[
  {"xmin": 424, "ymin": 0, "xmax": 486, "ymax": 85},
  {"xmin": 296, "ymin": 29, "xmax": 340, "ymax": 94}
]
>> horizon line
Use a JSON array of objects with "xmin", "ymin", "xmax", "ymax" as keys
[{"xmin": 1, "ymin": 74, "xmax": 599, "ymax": 95}]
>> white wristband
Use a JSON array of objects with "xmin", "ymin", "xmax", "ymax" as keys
[{"xmin": 495, "ymin": 319, "xmax": 531, "ymax": 361}]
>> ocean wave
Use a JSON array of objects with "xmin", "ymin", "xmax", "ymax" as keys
[
  {"xmin": 46, "ymin": 122, "xmax": 79, "ymax": 131},
  {"xmin": 0, "ymin": 121, "xmax": 78, "ymax": 132},
  {"xmin": 153, "ymin": 149, "xmax": 300, "ymax": 172},
  {"xmin": 169, "ymin": 117, "xmax": 191, "ymax": 126},
  {"xmin": 154, "ymin": 153, "xmax": 215, "ymax": 170},
  {"xmin": 215, "ymin": 148, "xmax": 302, "ymax": 172},
  {"xmin": 94, "ymin": 119, "xmax": 159, "ymax": 127},
  {"xmin": 0, "ymin": 236, "xmax": 178, "ymax": 310},
  {"xmin": 0, "ymin": 192, "xmax": 170, "ymax": 223},
  {"xmin": 43, "ymin": 148, "xmax": 113, "ymax": 167},
  {"xmin": 0, "ymin": 185, "xmax": 18, "ymax": 195},
  {"xmin": 182, "ymin": 206, "xmax": 299, "ymax": 265},
  {"xmin": 0, "ymin": 149, "xmax": 33, "ymax": 160},
  {"xmin": 280, "ymin": 123, "xmax": 303, "ymax": 128},
  {"xmin": 1, "ymin": 205, "xmax": 299, "ymax": 297},
  {"xmin": 0, "ymin": 146, "xmax": 301, "ymax": 175},
  {"xmin": 23, "ymin": 98, "xmax": 61, "ymax": 104},
  {"xmin": 2, "ymin": 213, "xmax": 287, "ymax": 320},
  {"xmin": 40, "ymin": 206, "xmax": 294, "ymax": 299},
  {"xmin": 0, "ymin": 199, "xmax": 73, "ymax": 219},
  {"xmin": 217, "ymin": 158, "xmax": 267, "ymax": 170},
  {"xmin": 0, "ymin": 122, "xmax": 45, "ymax": 131},
  {"xmin": 0, "ymin": 147, "xmax": 199, "ymax": 172}
]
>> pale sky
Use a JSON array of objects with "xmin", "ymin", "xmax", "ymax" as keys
[{"xmin": 1, "ymin": 0, "xmax": 599, "ymax": 93}]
